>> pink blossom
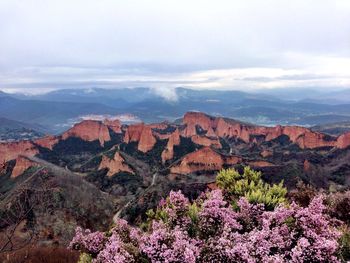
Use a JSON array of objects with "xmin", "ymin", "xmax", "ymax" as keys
[
  {"xmin": 70, "ymin": 191, "xmax": 341, "ymax": 262},
  {"xmin": 94, "ymin": 234, "xmax": 134, "ymax": 263}
]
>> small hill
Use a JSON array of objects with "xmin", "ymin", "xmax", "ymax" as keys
[
  {"xmin": 0, "ymin": 156, "xmax": 116, "ymax": 249},
  {"xmin": 0, "ymin": 117, "xmax": 47, "ymax": 141},
  {"xmin": 0, "ymin": 117, "xmax": 47, "ymax": 133},
  {"xmin": 312, "ymin": 121, "xmax": 350, "ymax": 136}
]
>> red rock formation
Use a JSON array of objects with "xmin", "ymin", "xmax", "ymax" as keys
[
  {"xmin": 103, "ymin": 119, "xmax": 122, "ymax": 133},
  {"xmin": 191, "ymin": 135, "xmax": 222, "ymax": 148},
  {"xmin": 0, "ymin": 141, "xmax": 39, "ymax": 163},
  {"xmin": 170, "ymin": 147, "xmax": 241, "ymax": 174},
  {"xmin": 226, "ymin": 155, "xmax": 242, "ymax": 165},
  {"xmin": 264, "ymin": 125, "xmax": 284, "ymax": 141},
  {"xmin": 207, "ymin": 182, "xmax": 218, "ymax": 190},
  {"xmin": 124, "ymin": 123, "xmax": 157, "ymax": 152},
  {"xmin": 149, "ymin": 122, "xmax": 169, "ymax": 130},
  {"xmin": 180, "ymin": 112, "xmax": 343, "ymax": 149},
  {"xmin": 154, "ymin": 132, "xmax": 172, "ymax": 140},
  {"xmin": 34, "ymin": 135, "xmax": 59, "ymax": 150},
  {"xmin": 206, "ymin": 127, "xmax": 217, "ymax": 137},
  {"xmin": 261, "ymin": 150, "xmax": 273, "ymax": 158},
  {"xmin": 213, "ymin": 117, "xmax": 338, "ymax": 148},
  {"xmin": 295, "ymin": 130, "xmax": 335, "ymax": 149},
  {"xmin": 280, "ymin": 126, "xmax": 307, "ymax": 142},
  {"xmin": 181, "ymin": 123, "xmax": 196, "ymax": 137},
  {"xmin": 248, "ymin": 160, "xmax": 276, "ymax": 167},
  {"xmin": 171, "ymin": 147, "xmax": 224, "ymax": 174},
  {"xmin": 11, "ymin": 156, "xmax": 39, "ymax": 178},
  {"xmin": 303, "ymin": 160, "xmax": 311, "ymax": 172},
  {"xmin": 124, "ymin": 123, "xmax": 144, "ymax": 143},
  {"xmin": 215, "ymin": 118, "xmax": 251, "ymax": 142},
  {"xmin": 138, "ymin": 126, "xmax": 157, "ymax": 153},
  {"xmin": 182, "ymin": 112, "xmax": 216, "ymax": 137},
  {"xmin": 336, "ymin": 132, "xmax": 350, "ymax": 149},
  {"xmin": 161, "ymin": 129, "xmax": 181, "ymax": 163},
  {"xmin": 99, "ymin": 152, "xmax": 134, "ymax": 176},
  {"xmin": 62, "ymin": 120, "xmax": 111, "ymax": 146}
]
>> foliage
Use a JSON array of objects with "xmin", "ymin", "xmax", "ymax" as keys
[
  {"xmin": 78, "ymin": 253, "xmax": 93, "ymax": 263},
  {"xmin": 326, "ymin": 190, "xmax": 350, "ymax": 225},
  {"xmin": 216, "ymin": 167, "xmax": 287, "ymax": 210},
  {"xmin": 70, "ymin": 189, "xmax": 341, "ymax": 262},
  {"xmin": 326, "ymin": 191, "xmax": 350, "ymax": 262},
  {"xmin": 288, "ymin": 180, "xmax": 318, "ymax": 207},
  {"xmin": 338, "ymin": 226, "xmax": 350, "ymax": 262}
]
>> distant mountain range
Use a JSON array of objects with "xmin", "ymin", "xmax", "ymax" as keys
[{"xmin": 1, "ymin": 87, "xmax": 350, "ymax": 137}]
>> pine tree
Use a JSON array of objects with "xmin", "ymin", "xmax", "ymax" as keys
[{"xmin": 216, "ymin": 167, "xmax": 287, "ymax": 210}]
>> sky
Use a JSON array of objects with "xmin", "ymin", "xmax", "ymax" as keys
[{"xmin": 0, "ymin": 0, "xmax": 350, "ymax": 94}]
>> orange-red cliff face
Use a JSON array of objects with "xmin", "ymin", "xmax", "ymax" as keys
[
  {"xmin": 34, "ymin": 135, "xmax": 59, "ymax": 150},
  {"xmin": 248, "ymin": 160, "xmax": 276, "ymax": 168},
  {"xmin": 182, "ymin": 112, "xmax": 344, "ymax": 149},
  {"xmin": 170, "ymin": 147, "xmax": 241, "ymax": 174},
  {"xmin": 62, "ymin": 120, "xmax": 111, "ymax": 146},
  {"xmin": 0, "ymin": 141, "xmax": 39, "ymax": 164},
  {"xmin": 161, "ymin": 128, "xmax": 181, "ymax": 163},
  {"xmin": 138, "ymin": 126, "xmax": 157, "ymax": 153},
  {"xmin": 124, "ymin": 123, "xmax": 144, "ymax": 143},
  {"xmin": 336, "ymin": 132, "xmax": 350, "ymax": 149},
  {"xmin": 191, "ymin": 135, "xmax": 222, "ymax": 149},
  {"xmin": 11, "ymin": 156, "xmax": 39, "ymax": 178},
  {"xmin": 124, "ymin": 123, "xmax": 157, "ymax": 153},
  {"xmin": 99, "ymin": 152, "xmax": 134, "ymax": 176},
  {"xmin": 103, "ymin": 119, "xmax": 122, "ymax": 134},
  {"xmin": 303, "ymin": 159, "xmax": 311, "ymax": 172},
  {"xmin": 261, "ymin": 150, "xmax": 273, "ymax": 158},
  {"xmin": 149, "ymin": 122, "xmax": 169, "ymax": 130},
  {"xmin": 182, "ymin": 112, "xmax": 217, "ymax": 137}
]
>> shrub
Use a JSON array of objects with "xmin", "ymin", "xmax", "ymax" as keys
[
  {"xmin": 70, "ymin": 189, "xmax": 341, "ymax": 262},
  {"xmin": 338, "ymin": 226, "xmax": 350, "ymax": 262},
  {"xmin": 78, "ymin": 253, "xmax": 93, "ymax": 263},
  {"xmin": 216, "ymin": 167, "xmax": 287, "ymax": 210},
  {"xmin": 288, "ymin": 181, "xmax": 318, "ymax": 207},
  {"xmin": 326, "ymin": 191, "xmax": 350, "ymax": 224}
]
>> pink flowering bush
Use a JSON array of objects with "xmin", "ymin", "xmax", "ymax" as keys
[
  {"xmin": 70, "ymin": 190, "xmax": 342, "ymax": 262},
  {"xmin": 69, "ymin": 227, "xmax": 106, "ymax": 254}
]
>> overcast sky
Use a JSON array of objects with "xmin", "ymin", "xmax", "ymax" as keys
[{"xmin": 0, "ymin": 0, "xmax": 350, "ymax": 94}]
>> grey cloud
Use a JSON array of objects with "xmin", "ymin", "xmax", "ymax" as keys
[{"xmin": 0, "ymin": 0, "xmax": 349, "ymax": 92}]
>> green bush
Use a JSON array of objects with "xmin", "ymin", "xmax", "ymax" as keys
[
  {"xmin": 78, "ymin": 252, "xmax": 93, "ymax": 263},
  {"xmin": 216, "ymin": 167, "xmax": 287, "ymax": 210},
  {"xmin": 338, "ymin": 226, "xmax": 350, "ymax": 262}
]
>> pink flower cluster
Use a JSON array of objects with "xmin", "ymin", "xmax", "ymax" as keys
[
  {"xmin": 141, "ymin": 222, "xmax": 200, "ymax": 263},
  {"xmin": 163, "ymin": 190, "xmax": 192, "ymax": 228},
  {"xmin": 69, "ymin": 227, "xmax": 106, "ymax": 254},
  {"xmin": 70, "ymin": 190, "xmax": 341, "ymax": 262},
  {"xmin": 95, "ymin": 234, "xmax": 134, "ymax": 263}
]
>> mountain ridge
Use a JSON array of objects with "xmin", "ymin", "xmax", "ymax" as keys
[
  {"xmin": 2, "ymin": 88, "xmax": 350, "ymax": 133},
  {"xmin": 1, "ymin": 111, "xmax": 350, "ymax": 176}
]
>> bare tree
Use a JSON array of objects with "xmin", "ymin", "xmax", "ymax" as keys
[{"xmin": 0, "ymin": 169, "xmax": 54, "ymax": 253}]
